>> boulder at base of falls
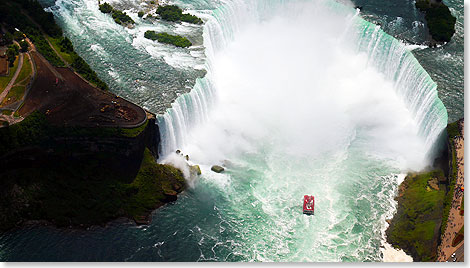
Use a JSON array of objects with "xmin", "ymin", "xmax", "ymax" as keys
[
  {"xmin": 190, "ymin": 165, "xmax": 202, "ymax": 176},
  {"xmin": 211, "ymin": 165, "xmax": 225, "ymax": 173}
]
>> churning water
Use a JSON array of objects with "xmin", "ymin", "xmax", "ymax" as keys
[{"xmin": 0, "ymin": 0, "xmax": 462, "ymax": 262}]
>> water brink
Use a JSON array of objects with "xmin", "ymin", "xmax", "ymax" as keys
[{"xmin": 157, "ymin": 0, "xmax": 448, "ymax": 160}]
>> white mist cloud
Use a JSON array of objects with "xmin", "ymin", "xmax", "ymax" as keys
[{"xmin": 181, "ymin": 0, "xmax": 428, "ymax": 171}]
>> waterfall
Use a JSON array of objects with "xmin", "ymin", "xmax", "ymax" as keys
[
  {"xmin": 352, "ymin": 19, "xmax": 448, "ymax": 155},
  {"xmin": 157, "ymin": 0, "xmax": 448, "ymax": 161}
]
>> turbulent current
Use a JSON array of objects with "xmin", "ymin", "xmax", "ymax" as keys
[
  {"xmin": 0, "ymin": 0, "xmax": 458, "ymax": 262},
  {"xmin": 155, "ymin": 0, "xmax": 448, "ymax": 261}
]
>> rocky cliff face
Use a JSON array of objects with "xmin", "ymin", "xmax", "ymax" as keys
[
  {"xmin": 0, "ymin": 112, "xmax": 172, "ymax": 231},
  {"xmin": 0, "ymin": 112, "xmax": 160, "ymax": 182}
]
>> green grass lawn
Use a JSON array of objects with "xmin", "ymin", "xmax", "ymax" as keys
[
  {"xmin": 13, "ymin": 54, "xmax": 32, "ymax": 85},
  {"xmin": 1, "ymin": 55, "xmax": 32, "ymax": 106},
  {"xmin": 2, "ymin": 86, "xmax": 26, "ymax": 105},
  {"xmin": 46, "ymin": 35, "xmax": 73, "ymax": 65},
  {"xmin": 0, "ymin": 57, "xmax": 19, "ymax": 92}
]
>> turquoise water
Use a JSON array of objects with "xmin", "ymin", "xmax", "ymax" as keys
[{"xmin": 0, "ymin": 0, "xmax": 462, "ymax": 262}]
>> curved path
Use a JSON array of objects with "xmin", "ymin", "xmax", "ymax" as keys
[{"xmin": 0, "ymin": 51, "xmax": 24, "ymax": 104}]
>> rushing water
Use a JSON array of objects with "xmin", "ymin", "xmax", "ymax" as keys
[{"xmin": 0, "ymin": 0, "xmax": 463, "ymax": 262}]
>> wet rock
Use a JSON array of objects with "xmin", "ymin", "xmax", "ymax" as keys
[
  {"xmin": 163, "ymin": 189, "xmax": 178, "ymax": 202},
  {"xmin": 134, "ymin": 215, "xmax": 150, "ymax": 225},
  {"xmin": 428, "ymin": 178, "xmax": 440, "ymax": 191},
  {"xmin": 211, "ymin": 165, "xmax": 225, "ymax": 173},
  {"xmin": 190, "ymin": 165, "xmax": 202, "ymax": 176}
]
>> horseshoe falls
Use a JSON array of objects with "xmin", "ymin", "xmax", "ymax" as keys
[
  {"xmin": 0, "ymin": 0, "xmax": 451, "ymax": 263},
  {"xmin": 156, "ymin": 0, "xmax": 448, "ymax": 262}
]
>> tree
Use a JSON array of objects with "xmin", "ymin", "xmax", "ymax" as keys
[
  {"xmin": 59, "ymin": 37, "xmax": 73, "ymax": 53},
  {"xmin": 19, "ymin": 40, "xmax": 29, "ymax": 52},
  {"xmin": 138, "ymin": 11, "xmax": 144, "ymax": 17},
  {"xmin": 7, "ymin": 44, "xmax": 19, "ymax": 66},
  {"xmin": 3, "ymin": 32, "xmax": 13, "ymax": 45},
  {"xmin": 13, "ymin": 30, "xmax": 24, "ymax": 41},
  {"xmin": 7, "ymin": 48, "xmax": 17, "ymax": 67}
]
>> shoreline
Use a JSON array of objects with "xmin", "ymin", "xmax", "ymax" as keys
[
  {"xmin": 385, "ymin": 118, "xmax": 464, "ymax": 262},
  {"xmin": 437, "ymin": 119, "xmax": 464, "ymax": 261},
  {"xmin": 382, "ymin": 174, "xmax": 413, "ymax": 262}
]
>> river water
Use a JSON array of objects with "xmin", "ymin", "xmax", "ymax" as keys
[{"xmin": 0, "ymin": 0, "xmax": 463, "ymax": 262}]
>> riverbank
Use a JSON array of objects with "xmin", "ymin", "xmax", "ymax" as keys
[
  {"xmin": 437, "ymin": 118, "xmax": 464, "ymax": 261},
  {"xmin": 386, "ymin": 118, "xmax": 464, "ymax": 261},
  {"xmin": 0, "ymin": 0, "xmax": 188, "ymax": 233}
]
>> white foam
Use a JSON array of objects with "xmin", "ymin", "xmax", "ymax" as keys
[{"xmin": 382, "ymin": 242, "xmax": 413, "ymax": 262}]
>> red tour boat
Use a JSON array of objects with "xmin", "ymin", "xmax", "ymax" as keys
[{"xmin": 303, "ymin": 195, "xmax": 314, "ymax": 215}]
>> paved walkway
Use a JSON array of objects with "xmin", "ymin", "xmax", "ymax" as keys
[
  {"xmin": 437, "ymin": 120, "xmax": 464, "ymax": 261},
  {"xmin": 0, "ymin": 52, "xmax": 24, "ymax": 104}
]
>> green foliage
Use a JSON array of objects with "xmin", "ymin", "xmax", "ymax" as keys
[
  {"xmin": 8, "ymin": 0, "xmax": 63, "ymax": 37},
  {"xmin": 70, "ymin": 54, "xmax": 108, "ymax": 90},
  {"xmin": 447, "ymin": 119, "xmax": 461, "ymax": 139},
  {"xmin": 121, "ymin": 148, "xmax": 186, "ymax": 219},
  {"xmin": 58, "ymin": 36, "xmax": 73, "ymax": 53},
  {"xmin": 47, "ymin": 35, "xmax": 108, "ymax": 90},
  {"xmin": 8, "ymin": 43, "xmax": 19, "ymax": 54},
  {"xmin": 27, "ymin": 27, "xmax": 64, "ymax": 66},
  {"xmin": 138, "ymin": 11, "xmax": 144, "ymax": 18},
  {"xmin": 112, "ymin": 9, "xmax": 135, "ymax": 25},
  {"xmin": 415, "ymin": 0, "xmax": 456, "ymax": 42},
  {"xmin": 0, "ymin": 147, "xmax": 185, "ymax": 231},
  {"xmin": 99, "ymin": 2, "xmax": 135, "ymax": 25},
  {"xmin": 19, "ymin": 40, "xmax": 29, "ymax": 52},
  {"xmin": 156, "ymin": 5, "xmax": 203, "ymax": 24},
  {"xmin": 180, "ymin": 13, "xmax": 203, "ymax": 24},
  {"xmin": 440, "ymin": 120, "xmax": 461, "ymax": 234},
  {"xmin": 0, "ymin": 112, "xmax": 151, "ymax": 156},
  {"xmin": 2, "ymin": 32, "xmax": 14, "ymax": 46},
  {"xmin": 144, "ymin": 30, "xmax": 192, "ymax": 48},
  {"xmin": 0, "ymin": 57, "xmax": 19, "ymax": 89},
  {"xmin": 387, "ymin": 170, "xmax": 446, "ymax": 261},
  {"xmin": 6, "ymin": 44, "xmax": 19, "ymax": 66},
  {"xmin": 0, "ymin": 111, "xmax": 49, "ymax": 155},
  {"xmin": 13, "ymin": 31, "xmax": 24, "ymax": 41},
  {"xmin": 98, "ymin": 2, "xmax": 113, "ymax": 13}
]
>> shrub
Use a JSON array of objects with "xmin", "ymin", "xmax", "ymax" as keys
[
  {"xmin": 99, "ymin": 2, "xmax": 135, "ymax": 25},
  {"xmin": 13, "ymin": 30, "xmax": 24, "ymax": 41},
  {"xmin": 71, "ymin": 54, "xmax": 108, "ymax": 90},
  {"xmin": 19, "ymin": 40, "xmax": 29, "ymax": 52},
  {"xmin": 111, "ymin": 9, "xmax": 135, "ymax": 25},
  {"xmin": 138, "ymin": 11, "xmax": 144, "ymax": 18},
  {"xmin": 99, "ymin": 2, "xmax": 113, "ymax": 13},
  {"xmin": 59, "ymin": 36, "xmax": 74, "ymax": 53},
  {"xmin": 156, "ymin": 5, "xmax": 203, "ymax": 24},
  {"xmin": 6, "ymin": 44, "xmax": 19, "ymax": 66},
  {"xmin": 144, "ymin": 31, "xmax": 192, "ymax": 48}
]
